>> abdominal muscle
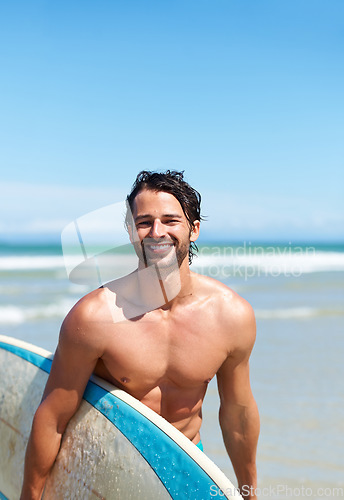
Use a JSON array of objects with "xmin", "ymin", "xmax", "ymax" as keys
[{"xmin": 139, "ymin": 380, "xmax": 206, "ymax": 443}]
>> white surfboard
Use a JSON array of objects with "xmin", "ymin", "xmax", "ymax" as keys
[{"xmin": 0, "ymin": 335, "xmax": 242, "ymax": 499}]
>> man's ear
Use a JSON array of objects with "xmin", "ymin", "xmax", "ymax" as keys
[{"xmin": 190, "ymin": 220, "xmax": 200, "ymax": 242}]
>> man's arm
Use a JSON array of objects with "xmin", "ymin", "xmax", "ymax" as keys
[
  {"xmin": 20, "ymin": 301, "xmax": 103, "ymax": 500},
  {"xmin": 216, "ymin": 299, "xmax": 260, "ymax": 500}
]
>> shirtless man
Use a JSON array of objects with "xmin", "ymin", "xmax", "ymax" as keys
[{"xmin": 21, "ymin": 170, "xmax": 260, "ymax": 499}]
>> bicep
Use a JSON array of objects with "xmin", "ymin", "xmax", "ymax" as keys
[
  {"xmin": 40, "ymin": 320, "xmax": 101, "ymax": 433},
  {"xmin": 217, "ymin": 301, "xmax": 256, "ymax": 408},
  {"xmin": 217, "ymin": 357, "xmax": 255, "ymax": 418}
]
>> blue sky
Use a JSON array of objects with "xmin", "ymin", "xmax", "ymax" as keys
[{"xmin": 1, "ymin": 0, "xmax": 343, "ymax": 243}]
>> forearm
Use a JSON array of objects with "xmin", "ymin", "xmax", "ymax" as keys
[
  {"xmin": 21, "ymin": 407, "xmax": 63, "ymax": 500},
  {"xmin": 219, "ymin": 399, "xmax": 260, "ymax": 499}
]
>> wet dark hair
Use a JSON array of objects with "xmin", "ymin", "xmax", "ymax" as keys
[{"xmin": 126, "ymin": 170, "xmax": 203, "ymax": 264}]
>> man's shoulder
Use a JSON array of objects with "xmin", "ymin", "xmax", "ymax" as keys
[
  {"xmin": 67, "ymin": 287, "xmax": 113, "ymax": 322},
  {"xmin": 193, "ymin": 272, "xmax": 253, "ymax": 312},
  {"xmin": 60, "ymin": 287, "xmax": 114, "ymax": 347},
  {"xmin": 192, "ymin": 272, "xmax": 256, "ymax": 347}
]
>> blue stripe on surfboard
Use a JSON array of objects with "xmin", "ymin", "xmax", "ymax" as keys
[
  {"xmin": 0, "ymin": 341, "xmax": 225, "ymax": 499},
  {"xmin": 0, "ymin": 491, "xmax": 9, "ymax": 500}
]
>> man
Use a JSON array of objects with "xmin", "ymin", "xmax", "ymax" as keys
[{"xmin": 21, "ymin": 170, "xmax": 259, "ymax": 499}]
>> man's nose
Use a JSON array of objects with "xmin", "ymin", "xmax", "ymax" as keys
[{"xmin": 149, "ymin": 219, "xmax": 165, "ymax": 239}]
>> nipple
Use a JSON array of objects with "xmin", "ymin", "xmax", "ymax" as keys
[
  {"xmin": 121, "ymin": 377, "xmax": 130, "ymax": 384},
  {"xmin": 204, "ymin": 378, "xmax": 211, "ymax": 384}
]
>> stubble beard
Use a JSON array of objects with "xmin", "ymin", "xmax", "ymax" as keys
[{"xmin": 139, "ymin": 238, "xmax": 190, "ymax": 270}]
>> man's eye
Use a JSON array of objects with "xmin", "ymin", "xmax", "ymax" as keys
[{"xmin": 137, "ymin": 221, "xmax": 151, "ymax": 227}]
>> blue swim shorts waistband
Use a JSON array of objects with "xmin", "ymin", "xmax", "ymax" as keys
[{"xmin": 196, "ymin": 440, "xmax": 204, "ymax": 452}]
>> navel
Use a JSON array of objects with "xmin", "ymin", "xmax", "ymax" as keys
[{"xmin": 121, "ymin": 377, "xmax": 130, "ymax": 384}]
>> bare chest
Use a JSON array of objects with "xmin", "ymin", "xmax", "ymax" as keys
[{"xmin": 95, "ymin": 312, "xmax": 228, "ymax": 395}]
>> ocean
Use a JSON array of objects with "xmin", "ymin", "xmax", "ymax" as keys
[{"xmin": 1, "ymin": 241, "xmax": 343, "ymax": 499}]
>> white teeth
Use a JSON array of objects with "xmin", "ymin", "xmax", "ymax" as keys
[{"xmin": 149, "ymin": 244, "xmax": 171, "ymax": 250}]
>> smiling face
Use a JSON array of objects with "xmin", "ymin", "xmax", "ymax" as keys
[{"xmin": 130, "ymin": 189, "xmax": 200, "ymax": 269}]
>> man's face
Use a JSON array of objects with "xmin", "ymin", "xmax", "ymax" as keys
[{"xmin": 130, "ymin": 189, "xmax": 198, "ymax": 268}]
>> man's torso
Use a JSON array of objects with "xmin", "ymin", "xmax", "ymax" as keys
[{"xmin": 76, "ymin": 273, "xmax": 240, "ymax": 442}]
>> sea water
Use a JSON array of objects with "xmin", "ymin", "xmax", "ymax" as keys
[{"xmin": 1, "ymin": 241, "xmax": 343, "ymax": 499}]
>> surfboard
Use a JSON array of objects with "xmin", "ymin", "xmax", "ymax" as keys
[{"xmin": 0, "ymin": 335, "xmax": 242, "ymax": 499}]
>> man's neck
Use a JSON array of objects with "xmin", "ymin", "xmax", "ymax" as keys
[{"xmin": 136, "ymin": 258, "xmax": 193, "ymax": 311}]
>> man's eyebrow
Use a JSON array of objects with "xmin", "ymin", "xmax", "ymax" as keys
[
  {"xmin": 134, "ymin": 214, "xmax": 150, "ymax": 221},
  {"xmin": 163, "ymin": 213, "xmax": 183, "ymax": 219},
  {"xmin": 134, "ymin": 213, "xmax": 183, "ymax": 221}
]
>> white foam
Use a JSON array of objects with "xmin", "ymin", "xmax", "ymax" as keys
[
  {"xmin": 0, "ymin": 255, "xmax": 65, "ymax": 270},
  {"xmin": 0, "ymin": 306, "xmax": 27, "ymax": 324},
  {"xmin": 1, "ymin": 249, "xmax": 344, "ymax": 275},
  {"xmin": 0, "ymin": 300, "xmax": 75, "ymax": 325},
  {"xmin": 193, "ymin": 251, "xmax": 344, "ymax": 275}
]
